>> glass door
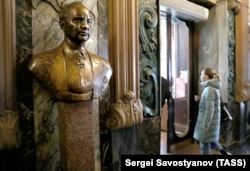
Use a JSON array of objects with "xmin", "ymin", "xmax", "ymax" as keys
[{"xmin": 160, "ymin": 12, "xmax": 196, "ymax": 153}]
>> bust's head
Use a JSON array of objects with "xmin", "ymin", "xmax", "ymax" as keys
[{"xmin": 59, "ymin": 2, "xmax": 93, "ymax": 44}]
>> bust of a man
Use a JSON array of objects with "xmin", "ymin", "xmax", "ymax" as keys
[{"xmin": 29, "ymin": 2, "xmax": 112, "ymax": 102}]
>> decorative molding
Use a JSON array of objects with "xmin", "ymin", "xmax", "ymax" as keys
[
  {"xmin": 188, "ymin": 0, "xmax": 216, "ymax": 8},
  {"xmin": 161, "ymin": 0, "xmax": 209, "ymax": 22},
  {"xmin": 106, "ymin": 91, "xmax": 143, "ymax": 130}
]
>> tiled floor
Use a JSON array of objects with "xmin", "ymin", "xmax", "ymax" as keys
[{"xmin": 161, "ymin": 131, "xmax": 250, "ymax": 155}]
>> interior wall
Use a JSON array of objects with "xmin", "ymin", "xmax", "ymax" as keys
[{"xmin": 197, "ymin": 1, "xmax": 229, "ymax": 99}]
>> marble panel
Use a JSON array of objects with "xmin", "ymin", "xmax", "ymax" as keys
[
  {"xmin": 16, "ymin": 0, "xmax": 36, "ymax": 170},
  {"xmin": 198, "ymin": 0, "xmax": 229, "ymax": 99},
  {"xmin": 32, "ymin": 0, "xmax": 98, "ymax": 54},
  {"xmin": 110, "ymin": 117, "xmax": 160, "ymax": 171}
]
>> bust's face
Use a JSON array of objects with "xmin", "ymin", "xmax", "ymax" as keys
[{"xmin": 64, "ymin": 4, "xmax": 92, "ymax": 43}]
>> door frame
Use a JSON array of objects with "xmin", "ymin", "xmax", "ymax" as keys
[{"xmin": 160, "ymin": 10, "xmax": 199, "ymax": 153}]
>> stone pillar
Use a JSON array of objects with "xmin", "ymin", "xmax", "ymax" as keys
[{"xmin": 57, "ymin": 99, "xmax": 100, "ymax": 171}]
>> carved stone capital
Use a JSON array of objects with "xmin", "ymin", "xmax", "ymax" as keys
[
  {"xmin": 227, "ymin": 0, "xmax": 241, "ymax": 13},
  {"xmin": 106, "ymin": 91, "xmax": 143, "ymax": 130},
  {"xmin": 236, "ymin": 88, "xmax": 250, "ymax": 102}
]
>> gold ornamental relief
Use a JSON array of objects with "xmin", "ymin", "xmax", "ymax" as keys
[{"xmin": 106, "ymin": 91, "xmax": 143, "ymax": 130}]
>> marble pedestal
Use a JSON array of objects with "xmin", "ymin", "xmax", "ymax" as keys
[
  {"xmin": 57, "ymin": 99, "xmax": 100, "ymax": 171},
  {"xmin": 110, "ymin": 117, "xmax": 160, "ymax": 171}
]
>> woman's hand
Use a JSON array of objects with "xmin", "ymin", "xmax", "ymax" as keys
[{"xmin": 194, "ymin": 95, "xmax": 200, "ymax": 102}]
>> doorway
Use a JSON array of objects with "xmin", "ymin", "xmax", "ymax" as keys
[{"xmin": 160, "ymin": 12, "xmax": 198, "ymax": 153}]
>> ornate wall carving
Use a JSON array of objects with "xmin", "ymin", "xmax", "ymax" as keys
[
  {"xmin": 138, "ymin": 0, "xmax": 160, "ymax": 117},
  {"xmin": 228, "ymin": 10, "xmax": 236, "ymax": 102}
]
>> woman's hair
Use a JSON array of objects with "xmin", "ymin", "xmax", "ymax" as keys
[{"xmin": 203, "ymin": 68, "xmax": 220, "ymax": 80}]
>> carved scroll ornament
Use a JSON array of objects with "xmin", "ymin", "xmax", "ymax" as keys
[
  {"xmin": 139, "ymin": 2, "xmax": 159, "ymax": 117},
  {"xmin": 106, "ymin": 91, "xmax": 143, "ymax": 130}
]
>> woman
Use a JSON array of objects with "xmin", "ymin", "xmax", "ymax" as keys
[{"xmin": 193, "ymin": 68, "xmax": 231, "ymax": 155}]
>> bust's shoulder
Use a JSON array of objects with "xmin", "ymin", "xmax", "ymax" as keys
[
  {"xmin": 88, "ymin": 51, "xmax": 107, "ymax": 61},
  {"xmin": 29, "ymin": 46, "xmax": 62, "ymax": 73},
  {"xmin": 88, "ymin": 51, "xmax": 111, "ymax": 66},
  {"xmin": 33, "ymin": 46, "xmax": 61, "ymax": 60}
]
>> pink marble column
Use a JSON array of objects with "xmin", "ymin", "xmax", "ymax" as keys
[{"xmin": 57, "ymin": 99, "xmax": 100, "ymax": 171}]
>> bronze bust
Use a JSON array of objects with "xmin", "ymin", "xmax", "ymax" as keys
[{"xmin": 29, "ymin": 2, "xmax": 112, "ymax": 102}]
